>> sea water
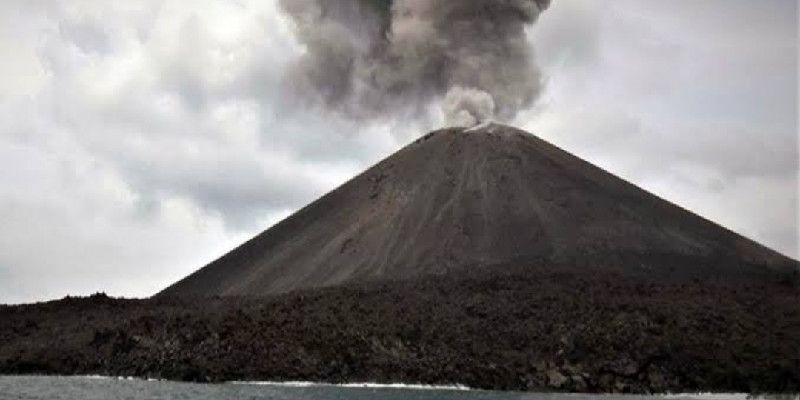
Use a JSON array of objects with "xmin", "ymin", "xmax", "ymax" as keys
[{"xmin": 0, "ymin": 376, "xmax": 784, "ymax": 400}]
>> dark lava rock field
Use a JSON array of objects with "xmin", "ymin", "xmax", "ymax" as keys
[
  {"xmin": 3, "ymin": 125, "xmax": 798, "ymax": 394},
  {"xmin": 2, "ymin": 264, "xmax": 798, "ymax": 394}
]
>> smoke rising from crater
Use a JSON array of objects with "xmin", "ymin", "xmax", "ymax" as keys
[{"xmin": 279, "ymin": 0, "xmax": 551, "ymax": 127}]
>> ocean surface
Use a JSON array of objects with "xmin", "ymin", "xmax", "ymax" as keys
[{"xmin": 0, "ymin": 376, "xmax": 780, "ymax": 400}]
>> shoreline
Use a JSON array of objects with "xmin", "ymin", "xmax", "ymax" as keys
[
  {"xmin": 4, "ymin": 374, "xmax": 471, "ymax": 391},
  {"xmin": 2, "ymin": 272, "xmax": 799, "ymax": 394},
  {"xmin": 0, "ymin": 374, "xmax": 763, "ymax": 398},
  {"xmin": 230, "ymin": 380, "xmax": 472, "ymax": 391}
]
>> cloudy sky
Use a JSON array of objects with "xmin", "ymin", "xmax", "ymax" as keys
[{"xmin": 0, "ymin": 0, "xmax": 796, "ymax": 304}]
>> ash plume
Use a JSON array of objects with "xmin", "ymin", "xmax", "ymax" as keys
[
  {"xmin": 279, "ymin": 0, "xmax": 551, "ymax": 127},
  {"xmin": 443, "ymin": 86, "xmax": 496, "ymax": 127}
]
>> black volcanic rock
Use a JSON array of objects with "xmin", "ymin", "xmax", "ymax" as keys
[
  {"xmin": 160, "ymin": 123, "xmax": 797, "ymax": 298},
  {"xmin": 2, "ymin": 270, "xmax": 800, "ymax": 393}
]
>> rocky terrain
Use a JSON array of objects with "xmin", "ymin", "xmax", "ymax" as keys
[{"xmin": 2, "ymin": 264, "xmax": 799, "ymax": 394}]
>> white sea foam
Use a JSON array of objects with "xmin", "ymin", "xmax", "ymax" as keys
[
  {"xmin": 72, "ymin": 375, "xmax": 164, "ymax": 382},
  {"xmin": 229, "ymin": 381, "xmax": 471, "ymax": 391},
  {"xmin": 75, "ymin": 375, "xmax": 112, "ymax": 380},
  {"xmin": 73, "ymin": 375, "xmax": 470, "ymax": 390},
  {"xmin": 662, "ymin": 394, "xmax": 750, "ymax": 400}
]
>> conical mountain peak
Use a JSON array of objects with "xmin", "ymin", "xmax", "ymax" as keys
[{"xmin": 160, "ymin": 125, "xmax": 797, "ymax": 298}]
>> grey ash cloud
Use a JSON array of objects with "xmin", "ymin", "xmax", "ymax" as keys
[
  {"xmin": 0, "ymin": 0, "xmax": 795, "ymax": 303},
  {"xmin": 279, "ymin": 0, "xmax": 551, "ymax": 126}
]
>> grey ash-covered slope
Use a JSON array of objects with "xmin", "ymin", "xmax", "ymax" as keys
[{"xmin": 160, "ymin": 124, "xmax": 797, "ymax": 297}]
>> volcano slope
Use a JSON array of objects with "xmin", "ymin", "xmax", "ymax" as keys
[
  {"xmin": 2, "ymin": 124, "xmax": 799, "ymax": 393},
  {"xmin": 161, "ymin": 123, "xmax": 796, "ymax": 297}
]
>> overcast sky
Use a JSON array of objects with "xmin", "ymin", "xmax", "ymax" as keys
[{"xmin": 0, "ymin": 0, "xmax": 797, "ymax": 304}]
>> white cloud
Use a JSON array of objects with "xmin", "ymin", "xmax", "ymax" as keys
[
  {"xmin": 526, "ymin": 0, "xmax": 798, "ymax": 258},
  {"xmin": 0, "ymin": 0, "xmax": 796, "ymax": 303},
  {"xmin": 0, "ymin": 0, "xmax": 400, "ymax": 303}
]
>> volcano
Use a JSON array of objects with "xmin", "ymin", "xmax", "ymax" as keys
[
  {"xmin": 5, "ymin": 123, "xmax": 800, "ymax": 392},
  {"xmin": 160, "ymin": 124, "xmax": 797, "ymax": 298}
]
